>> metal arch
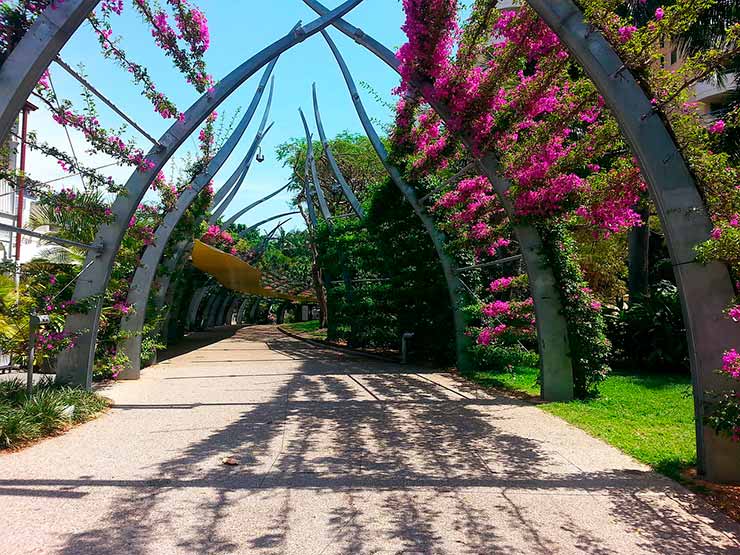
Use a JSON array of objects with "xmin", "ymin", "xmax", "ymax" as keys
[
  {"xmin": 242, "ymin": 211, "xmax": 300, "ymax": 234},
  {"xmin": 209, "ymin": 122, "xmax": 276, "ymax": 224},
  {"xmin": 209, "ymin": 79, "xmax": 276, "ymax": 223},
  {"xmin": 526, "ymin": 0, "xmax": 740, "ymax": 481},
  {"xmin": 197, "ymin": 288, "xmax": 219, "ymax": 330},
  {"xmin": 117, "ymin": 62, "xmax": 277, "ymax": 379},
  {"xmin": 299, "ymin": 108, "xmax": 333, "ymax": 221},
  {"xmin": 54, "ymin": 1, "xmax": 365, "ymax": 388},
  {"xmin": 305, "ymin": 2, "xmax": 573, "ymax": 401},
  {"xmin": 187, "ymin": 286, "xmax": 212, "ymax": 329},
  {"xmin": 236, "ymin": 296, "xmax": 252, "ymax": 324},
  {"xmin": 313, "ymin": 83, "xmax": 365, "ymax": 218},
  {"xmin": 205, "ymin": 289, "xmax": 227, "ymax": 329},
  {"xmin": 202, "ymin": 290, "xmax": 223, "ymax": 329},
  {"xmin": 222, "ymin": 183, "xmax": 291, "ymax": 228},
  {"xmin": 227, "ymin": 296, "xmax": 245, "ymax": 325},
  {"xmin": 249, "ymin": 297, "xmax": 261, "ymax": 322},
  {"xmin": 218, "ymin": 293, "xmax": 234, "ymax": 327},
  {"xmin": 307, "ymin": 0, "xmax": 738, "ymax": 477},
  {"xmin": 321, "ymin": 30, "xmax": 473, "ymax": 374},
  {"xmin": 277, "ymin": 301, "xmax": 292, "ymax": 324},
  {"xmin": 0, "ymin": 0, "xmax": 100, "ymax": 142},
  {"xmin": 211, "ymin": 76, "xmax": 274, "ymax": 208},
  {"xmin": 224, "ymin": 295, "xmax": 240, "ymax": 325}
]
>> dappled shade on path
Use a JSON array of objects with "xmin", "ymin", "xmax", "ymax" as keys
[{"xmin": 0, "ymin": 326, "xmax": 738, "ymax": 554}]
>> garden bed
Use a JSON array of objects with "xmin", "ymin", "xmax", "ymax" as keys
[{"xmin": 0, "ymin": 378, "xmax": 109, "ymax": 451}]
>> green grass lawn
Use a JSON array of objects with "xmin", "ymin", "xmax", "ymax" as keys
[
  {"xmin": 282, "ymin": 320, "xmax": 328, "ymax": 340},
  {"xmin": 468, "ymin": 366, "xmax": 696, "ymax": 480},
  {"xmin": 0, "ymin": 378, "xmax": 109, "ymax": 450}
]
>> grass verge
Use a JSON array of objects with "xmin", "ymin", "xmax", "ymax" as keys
[
  {"xmin": 0, "ymin": 377, "xmax": 109, "ymax": 450},
  {"xmin": 282, "ymin": 320, "xmax": 328, "ymax": 340},
  {"xmin": 467, "ymin": 366, "xmax": 696, "ymax": 481}
]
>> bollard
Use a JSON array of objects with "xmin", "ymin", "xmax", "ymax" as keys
[
  {"xmin": 27, "ymin": 313, "xmax": 50, "ymax": 395},
  {"xmin": 401, "ymin": 332, "xmax": 415, "ymax": 365}
]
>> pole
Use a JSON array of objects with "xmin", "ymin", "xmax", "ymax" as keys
[
  {"xmin": 26, "ymin": 311, "xmax": 37, "ymax": 395},
  {"xmin": 15, "ymin": 104, "xmax": 30, "ymax": 261}
]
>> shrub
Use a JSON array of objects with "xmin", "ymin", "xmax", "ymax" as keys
[
  {"xmin": 468, "ymin": 343, "xmax": 540, "ymax": 374},
  {"xmin": 604, "ymin": 280, "xmax": 688, "ymax": 373},
  {"xmin": 0, "ymin": 378, "xmax": 108, "ymax": 449}
]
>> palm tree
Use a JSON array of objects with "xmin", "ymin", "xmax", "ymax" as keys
[{"xmin": 28, "ymin": 190, "xmax": 106, "ymax": 265}]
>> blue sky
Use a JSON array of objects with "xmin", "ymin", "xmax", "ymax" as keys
[{"xmin": 28, "ymin": 0, "xmax": 406, "ymax": 232}]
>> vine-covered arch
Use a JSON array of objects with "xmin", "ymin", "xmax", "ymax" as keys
[{"xmin": 305, "ymin": 0, "xmax": 740, "ymax": 481}]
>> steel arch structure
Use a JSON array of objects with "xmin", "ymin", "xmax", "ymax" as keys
[
  {"xmin": 117, "ymin": 63, "xmax": 277, "ymax": 379},
  {"xmin": 0, "ymin": 0, "xmax": 737, "ymax": 480},
  {"xmin": 48, "ymin": 1, "xmax": 364, "ymax": 389}
]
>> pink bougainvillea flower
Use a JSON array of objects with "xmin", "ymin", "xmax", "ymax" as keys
[
  {"xmin": 709, "ymin": 120, "xmax": 726, "ymax": 134},
  {"xmin": 618, "ymin": 25, "xmax": 637, "ymax": 42},
  {"xmin": 489, "ymin": 276, "xmax": 514, "ymax": 293},
  {"xmin": 728, "ymin": 305, "xmax": 740, "ymax": 322},
  {"xmin": 722, "ymin": 349, "xmax": 740, "ymax": 379}
]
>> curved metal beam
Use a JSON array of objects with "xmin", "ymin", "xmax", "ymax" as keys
[
  {"xmin": 313, "ymin": 83, "xmax": 364, "ymax": 218},
  {"xmin": 116, "ymin": 63, "xmax": 278, "ymax": 379},
  {"xmin": 526, "ymin": 0, "xmax": 740, "ymax": 481},
  {"xmin": 306, "ymin": 3, "xmax": 573, "ymax": 401},
  {"xmin": 212, "ymin": 75, "xmax": 274, "ymax": 208},
  {"xmin": 244, "ymin": 211, "xmax": 300, "ymax": 234},
  {"xmin": 209, "ymin": 121, "xmax": 275, "ymax": 224},
  {"xmin": 299, "ymin": 108, "xmax": 332, "ymax": 221},
  {"xmin": 226, "ymin": 296, "xmax": 244, "ymax": 325},
  {"xmin": 210, "ymin": 78, "xmax": 275, "ymax": 219},
  {"xmin": 187, "ymin": 286, "xmax": 211, "ymax": 329},
  {"xmin": 55, "ymin": 0, "xmax": 365, "ymax": 388},
  {"xmin": 222, "ymin": 183, "xmax": 291, "ymax": 228},
  {"xmin": 214, "ymin": 293, "xmax": 234, "ymax": 327},
  {"xmin": 304, "ymin": 181, "xmax": 319, "ymax": 229},
  {"xmin": 248, "ymin": 297, "xmax": 261, "ymax": 322},
  {"xmin": 251, "ymin": 219, "xmax": 291, "ymax": 264},
  {"xmin": 321, "ymin": 30, "xmax": 473, "ymax": 374},
  {"xmin": 198, "ymin": 288, "xmax": 219, "ymax": 330},
  {"xmin": 236, "ymin": 296, "xmax": 252, "ymax": 324},
  {"xmin": 0, "ymin": 0, "xmax": 100, "ymax": 142}
]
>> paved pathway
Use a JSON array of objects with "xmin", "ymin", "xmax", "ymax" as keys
[{"xmin": 1, "ymin": 325, "xmax": 738, "ymax": 554}]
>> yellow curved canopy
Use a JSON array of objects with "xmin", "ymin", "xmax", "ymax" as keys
[{"xmin": 191, "ymin": 240, "xmax": 317, "ymax": 302}]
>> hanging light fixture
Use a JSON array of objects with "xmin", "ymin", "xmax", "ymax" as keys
[{"xmin": 256, "ymin": 146, "xmax": 265, "ymax": 163}]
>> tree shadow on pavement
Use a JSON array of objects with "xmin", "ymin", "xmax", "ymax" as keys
[{"xmin": 3, "ymin": 326, "xmax": 733, "ymax": 554}]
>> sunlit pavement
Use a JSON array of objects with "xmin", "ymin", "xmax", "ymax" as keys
[{"xmin": 0, "ymin": 325, "xmax": 738, "ymax": 554}]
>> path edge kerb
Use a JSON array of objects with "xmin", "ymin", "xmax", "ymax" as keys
[{"xmin": 277, "ymin": 325, "xmax": 399, "ymax": 364}]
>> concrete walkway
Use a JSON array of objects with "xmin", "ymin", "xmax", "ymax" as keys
[{"xmin": 0, "ymin": 325, "xmax": 738, "ymax": 554}]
